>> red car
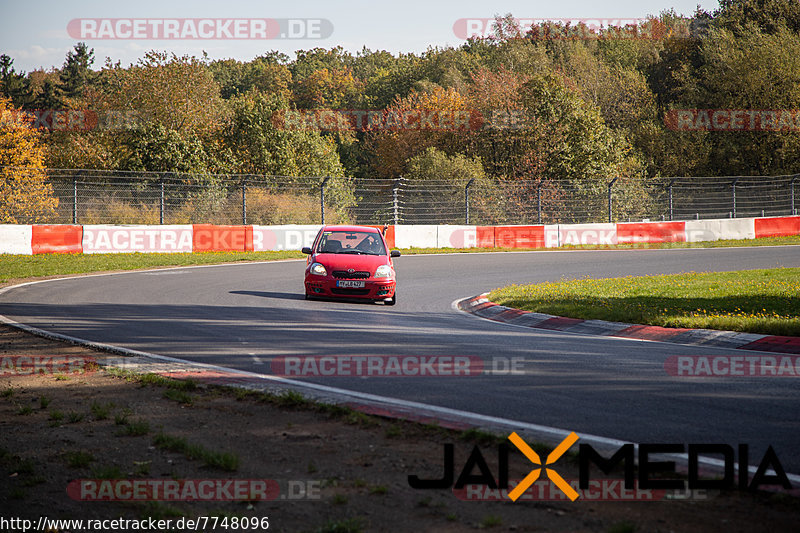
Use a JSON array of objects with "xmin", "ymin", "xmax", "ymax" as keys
[{"xmin": 302, "ymin": 225, "xmax": 400, "ymax": 305}]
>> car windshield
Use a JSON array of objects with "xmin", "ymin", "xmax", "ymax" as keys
[{"xmin": 316, "ymin": 231, "xmax": 386, "ymax": 255}]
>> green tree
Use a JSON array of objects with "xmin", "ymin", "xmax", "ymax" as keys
[
  {"xmin": 291, "ymin": 47, "xmax": 352, "ymax": 83},
  {"xmin": 249, "ymin": 56, "xmax": 292, "ymax": 100},
  {"xmin": 559, "ymin": 44, "xmax": 657, "ymax": 134},
  {"xmin": 713, "ymin": 0, "xmax": 800, "ymax": 35},
  {"xmin": 209, "ymin": 54, "xmax": 292, "ymax": 100},
  {"xmin": 368, "ymin": 86, "xmax": 474, "ymax": 178},
  {"xmin": 359, "ymin": 53, "xmax": 424, "ymax": 109},
  {"xmin": 44, "ymin": 130, "xmax": 120, "ymax": 170},
  {"xmin": 403, "ymin": 147, "xmax": 497, "ymax": 223},
  {"xmin": 224, "ymin": 90, "xmax": 354, "ymax": 217},
  {"xmin": 466, "ymin": 69, "xmax": 649, "ymax": 221},
  {"xmin": 692, "ymin": 26, "xmax": 800, "ymax": 175},
  {"xmin": 225, "ymin": 91, "xmax": 337, "ymax": 175},
  {"xmin": 27, "ymin": 71, "xmax": 63, "ymax": 109},
  {"xmin": 645, "ymin": 11, "xmax": 706, "ymax": 110},
  {"xmin": 293, "ymin": 67, "xmax": 361, "ymax": 109},
  {"xmin": 554, "ymin": 43, "xmax": 662, "ymax": 176},
  {"xmin": 209, "ymin": 58, "xmax": 248, "ymax": 99},
  {"xmin": 121, "ymin": 124, "xmax": 210, "ymax": 173},
  {"xmin": 0, "ymin": 55, "xmax": 29, "ymax": 107},
  {"xmin": 101, "ymin": 51, "xmax": 224, "ymax": 136},
  {"xmin": 60, "ymin": 42, "xmax": 95, "ymax": 101}
]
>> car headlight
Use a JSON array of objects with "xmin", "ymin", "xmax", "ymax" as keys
[
  {"xmin": 374, "ymin": 265, "xmax": 393, "ymax": 278},
  {"xmin": 310, "ymin": 262, "xmax": 327, "ymax": 276}
]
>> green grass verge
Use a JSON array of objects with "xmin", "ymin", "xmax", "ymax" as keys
[
  {"xmin": 0, "ymin": 251, "xmax": 305, "ymax": 283},
  {"xmin": 400, "ymin": 234, "xmax": 800, "ymax": 255},
  {"xmin": 489, "ymin": 267, "xmax": 800, "ymax": 336}
]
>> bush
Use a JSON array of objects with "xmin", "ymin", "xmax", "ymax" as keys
[
  {"xmin": 228, "ymin": 188, "xmax": 349, "ymax": 225},
  {"xmin": 81, "ymin": 195, "xmax": 160, "ymax": 224},
  {"xmin": 0, "ymin": 97, "xmax": 59, "ymax": 223}
]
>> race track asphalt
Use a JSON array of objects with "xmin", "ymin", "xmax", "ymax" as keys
[{"xmin": 2, "ymin": 246, "xmax": 800, "ymax": 471}]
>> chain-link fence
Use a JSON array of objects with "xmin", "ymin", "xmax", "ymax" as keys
[
  {"xmin": 4, "ymin": 168, "xmax": 799, "ymax": 225},
  {"xmin": 649, "ymin": 176, "xmax": 800, "ymax": 221}
]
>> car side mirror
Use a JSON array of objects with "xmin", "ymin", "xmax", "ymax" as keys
[
  {"xmin": 302, "ymin": 247, "xmax": 313, "ymax": 255},
  {"xmin": 390, "ymin": 250, "xmax": 401, "ymax": 258}
]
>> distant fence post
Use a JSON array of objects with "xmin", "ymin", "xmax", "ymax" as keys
[
  {"xmin": 731, "ymin": 177, "xmax": 740, "ymax": 218},
  {"xmin": 465, "ymin": 178, "xmax": 475, "ymax": 224},
  {"xmin": 607, "ymin": 178, "xmax": 618, "ymax": 223},
  {"xmin": 72, "ymin": 176, "xmax": 78, "ymax": 224},
  {"xmin": 320, "ymin": 176, "xmax": 330, "ymax": 224},
  {"xmin": 160, "ymin": 178, "xmax": 165, "ymax": 225},
  {"xmin": 241, "ymin": 179, "xmax": 247, "ymax": 225},
  {"xmin": 792, "ymin": 175, "xmax": 799, "ymax": 215},
  {"xmin": 537, "ymin": 183, "xmax": 542, "ymax": 224},
  {"xmin": 668, "ymin": 178, "xmax": 677, "ymax": 221},
  {"xmin": 393, "ymin": 178, "xmax": 401, "ymax": 225}
]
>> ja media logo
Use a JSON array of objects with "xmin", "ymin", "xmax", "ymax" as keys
[{"xmin": 408, "ymin": 431, "xmax": 793, "ymax": 502}]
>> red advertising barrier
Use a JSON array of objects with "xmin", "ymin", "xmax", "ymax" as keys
[
  {"xmin": 754, "ymin": 216, "xmax": 800, "ymax": 238},
  {"xmin": 616, "ymin": 222, "xmax": 686, "ymax": 244},
  {"xmin": 476, "ymin": 226, "xmax": 496, "ymax": 248},
  {"xmin": 15, "ymin": 218, "xmax": 798, "ymax": 255},
  {"xmin": 559, "ymin": 223, "xmax": 617, "ymax": 245},
  {"xmin": 192, "ymin": 225, "xmax": 253, "ymax": 252},
  {"xmin": 31, "ymin": 225, "xmax": 83, "ymax": 254},
  {"xmin": 82, "ymin": 225, "xmax": 194, "ymax": 253},
  {"xmin": 494, "ymin": 226, "xmax": 546, "ymax": 248}
]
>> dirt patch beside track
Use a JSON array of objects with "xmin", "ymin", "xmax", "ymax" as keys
[{"xmin": 1, "ymin": 325, "xmax": 799, "ymax": 532}]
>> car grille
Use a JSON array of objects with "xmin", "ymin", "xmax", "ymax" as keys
[{"xmin": 332, "ymin": 270, "xmax": 370, "ymax": 279}]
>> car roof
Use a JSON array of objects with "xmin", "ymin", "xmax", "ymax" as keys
[{"xmin": 321, "ymin": 225, "xmax": 381, "ymax": 233}]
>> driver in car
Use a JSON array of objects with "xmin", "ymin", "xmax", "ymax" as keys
[{"xmin": 356, "ymin": 235, "xmax": 382, "ymax": 254}]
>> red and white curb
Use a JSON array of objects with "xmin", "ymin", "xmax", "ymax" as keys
[{"xmin": 458, "ymin": 294, "xmax": 800, "ymax": 355}]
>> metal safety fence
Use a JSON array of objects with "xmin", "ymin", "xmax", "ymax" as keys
[{"xmin": 3, "ymin": 168, "xmax": 799, "ymax": 225}]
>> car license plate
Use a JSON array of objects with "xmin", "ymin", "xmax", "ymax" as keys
[{"xmin": 337, "ymin": 280, "xmax": 365, "ymax": 288}]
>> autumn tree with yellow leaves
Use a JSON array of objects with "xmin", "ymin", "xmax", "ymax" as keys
[
  {"xmin": 0, "ymin": 96, "xmax": 58, "ymax": 223},
  {"xmin": 368, "ymin": 86, "xmax": 476, "ymax": 178}
]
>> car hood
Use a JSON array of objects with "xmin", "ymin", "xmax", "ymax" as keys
[{"xmin": 314, "ymin": 253, "xmax": 390, "ymax": 272}]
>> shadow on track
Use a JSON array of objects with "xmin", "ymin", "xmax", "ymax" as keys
[{"xmin": 230, "ymin": 290, "xmax": 305, "ymax": 301}]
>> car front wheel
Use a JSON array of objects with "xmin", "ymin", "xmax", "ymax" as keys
[{"xmin": 385, "ymin": 291, "xmax": 396, "ymax": 306}]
